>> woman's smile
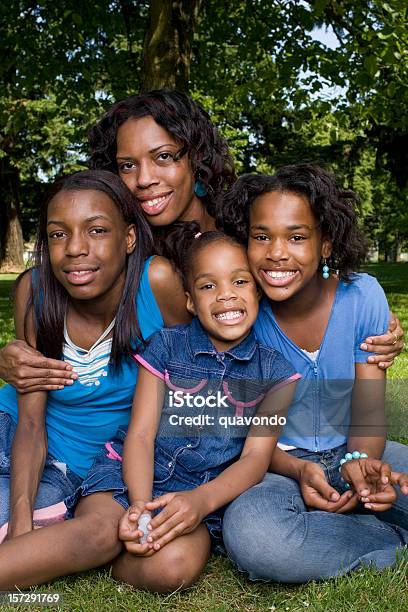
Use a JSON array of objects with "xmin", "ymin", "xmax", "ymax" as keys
[{"xmin": 136, "ymin": 190, "xmax": 174, "ymax": 216}]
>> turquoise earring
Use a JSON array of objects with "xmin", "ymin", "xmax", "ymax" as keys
[
  {"xmin": 194, "ymin": 180, "xmax": 207, "ymax": 197},
  {"xmin": 322, "ymin": 258, "xmax": 330, "ymax": 280}
]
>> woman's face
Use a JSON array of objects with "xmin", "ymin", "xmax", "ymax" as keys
[
  {"xmin": 116, "ymin": 116, "xmax": 201, "ymax": 226},
  {"xmin": 47, "ymin": 189, "xmax": 136, "ymax": 303},
  {"xmin": 247, "ymin": 190, "xmax": 332, "ymax": 303}
]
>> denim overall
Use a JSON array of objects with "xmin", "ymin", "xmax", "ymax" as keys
[{"xmin": 66, "ymin": 318, "xmax": 297, "ymax": 545}]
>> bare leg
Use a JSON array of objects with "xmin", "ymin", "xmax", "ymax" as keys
[
  {"xmin": 112, "ymin": 524, "xmax": 211, "ymax": 593},
  {"xmin": 0, "ymin": 493, "xmax": 124, "ymax": 589}
]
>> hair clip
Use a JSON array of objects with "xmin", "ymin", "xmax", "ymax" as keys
[{"xmin": 194, "ymin": 232, "xmax": 202, "ymax": 239}]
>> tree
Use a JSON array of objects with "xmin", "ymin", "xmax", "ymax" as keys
[
  {"xmin": 142, "ymin": 0, "xmax": 204, "ymax": 91},
  {"xmin": 1, "ymin": 0, "xmax": 407, "ymax": 268}
]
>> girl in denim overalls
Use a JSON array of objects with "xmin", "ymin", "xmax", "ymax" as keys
[{"xmin": 74, "ymin": 229, "xmax": 300, "ymax": 592}]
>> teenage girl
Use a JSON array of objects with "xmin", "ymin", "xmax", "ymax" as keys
[
  {"xmin": 66, "ymin": 228, "xmax": 299, "ymax": 593},
  {"xmin": 218, "ymin": 164, "xmax": 408, "ymax": 581},
  {"xmin": 0, "ymin": 91, "xmax": 402, "ymax": 390},
  {"xmin": 0, "ymin": 170, "xmax": 189, "ymax": 588}
]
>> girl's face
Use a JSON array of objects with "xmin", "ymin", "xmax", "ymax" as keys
[
  {"xmin": 247, "ymin": 191, "xmax": 332, "ymax": 303},
  {"xmin": 186, "ymin": 241, "xmax": 260, "ymax": 352},
  {"xmin": 47, "ymin": 189, "xmax": 136, "ymax": 302},
  {"xmin": 116, "ymin": 116, "xmax": 200, "ymax": 226}
]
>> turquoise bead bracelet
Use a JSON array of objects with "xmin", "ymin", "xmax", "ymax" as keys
[{"xmin": 339, "ymin": 451, "xmax": 369, "ymax": 489}]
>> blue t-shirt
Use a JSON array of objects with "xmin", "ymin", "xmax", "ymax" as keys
[
  {"xmin": 253, "ymin": 273, "xmax": 389, "ymax": 451},
  {"xmin": 0, "ymin": 257, "xmax": 164, "ymax": 478}
]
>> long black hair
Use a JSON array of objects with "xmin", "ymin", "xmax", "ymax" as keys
[
  {"xmin": 24, "ymin": 170, "xmax": 154, "ymax": 370},
  {"xmin": 88, "ymin": 89, "xmax": 236, "ymax": 220},
  {"xmin": 217, "ymin": 164, "xmax": 367, "ymax": 280}
]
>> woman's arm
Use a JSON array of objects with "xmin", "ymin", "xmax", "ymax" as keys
[
  {"xmin": 0, "ymin": 341, "xmax": 76, "ymax": 393},
  {"xmin": 148, "ymin": 256, "xmax": 191, "ymax": 326},
  {"xmin": 7, "ymin": 271, "xmax": 48, "ymax": 539},
  {"xmin": 361, "ymin": 312, "xmax": 404, "ymax": 369}
]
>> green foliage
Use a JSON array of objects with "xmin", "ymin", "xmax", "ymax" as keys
[{"xmin": 1, "ymin": 0, "xmax": 407, "ymax": 256}]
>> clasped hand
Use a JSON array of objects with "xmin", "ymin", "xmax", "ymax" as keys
[
  {"xmin": 118, "ymin": 489, "xmax": 208, "ymax": 555},
  {"xmin": 300, "ymin": 458, "xmax": 408, "ymax": 513}
]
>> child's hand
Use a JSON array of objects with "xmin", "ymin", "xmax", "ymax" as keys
[
  {"xmin": 340, "ymin": 458, "xmax": 399, "ymax": 511},
  {"xmin": 299, "ymin": 461, "xmax": 359, "ymax": 513},
  {"xmin": 144, "ymin": 489, "xmax": 208, "ymax": 550},
  {"xmin": 118, "ymin": 502, "xmax": 155, "ymax": 556}
]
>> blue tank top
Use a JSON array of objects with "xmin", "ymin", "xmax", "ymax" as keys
[{"xmin": 0, "ymin": 257, "xmax": 164, "ymax": 478}]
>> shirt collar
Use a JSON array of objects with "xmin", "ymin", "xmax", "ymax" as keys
[{"xmin": 187, "ymin": 316, "xmax": 258, "ymax": 361}]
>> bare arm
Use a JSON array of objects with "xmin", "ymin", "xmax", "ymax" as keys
[
  {"xmin": 122, "ymin": 367, "xmax": 164, "ymax": 505},
  {"xmin": 199, "ymin": 383, "xmax": 295, "ymax": 514},
  {"xmin": 7, "ymin": 271, "xmax": 48, "ymax": 538},
  {"xmin": 148, "ymin": 256, "xmax": 192, "ymax": 326},
  {"xmin": 144, "ymin": 382, "xmax": 296, "ymax": 550},
  {"xmin": 118, "ymin": 367, "xmax": 163, "ymax": 556}
]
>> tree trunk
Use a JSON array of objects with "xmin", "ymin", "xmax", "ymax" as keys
[
  {"xmin": 141, "ymin": 0, "xmax": 204, "ymax": 91},
  {"xmin": 0, "ymin": 157, "xmax": 25, "ymax": 273}
]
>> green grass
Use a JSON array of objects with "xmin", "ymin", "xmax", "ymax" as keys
[
  {"xmin": 0, "ymin": 273, "xmax": 16, "ymax": 352},
  {"xmin": 0, "ymin": 265, "xmax": 408, "ymax": 610}
]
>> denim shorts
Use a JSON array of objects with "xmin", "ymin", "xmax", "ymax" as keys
[
  {"xmin": 65, "ymin": 427, "xmax": 224, "ymax": 549},
  {"xmin": 0, "ymin": 411, "xmax": 82, "ymax": 527}
]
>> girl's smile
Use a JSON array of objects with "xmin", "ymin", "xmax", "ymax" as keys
[
  {"xmin": 186, "ymin": 241, "xmax": 259, "ymax": 352},
  {"xmin": 247, "ymin": 191, "xmax": 332, "ymax": 305}
]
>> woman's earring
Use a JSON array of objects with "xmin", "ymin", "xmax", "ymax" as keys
[
  {"xmin": 194, "ymin": 180, "xmax": 207, "ymax": 197},
  {"xmin": 322, "ymin": 258, "xmax": 330, "ymax": 280}
]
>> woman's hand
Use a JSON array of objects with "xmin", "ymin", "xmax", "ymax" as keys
[
  {"xmin": 144, "ymin": 489, "xmax": 208, "ymax": 550},
  {"xmin": 118, "ymin": 502, "xmax": 155, "ymax": 556},
  {"xmin": 299, "ymin": 461, "xmax": 359, "ymax": 513},
  {"xmin": 361, "ymin": 313, "xmax": 404, "ymax": 370},
  {"xmin": 0, "ymin": 340, "xmax": 77, "ymax": 392}
]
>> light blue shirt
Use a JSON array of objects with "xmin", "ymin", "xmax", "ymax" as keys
[
  {"xmin": 254, "ymin": 273, "xmax": 389, "ymax": 451},
  {"xmin": 0, "ymin": 257, "xmax": 163, "ymax": 478}
]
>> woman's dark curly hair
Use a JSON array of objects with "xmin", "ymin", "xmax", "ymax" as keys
[
  {"xmin": 163, "ymin": 220, "xmax": 244, "ymax": 291},
  {"xmin": 88, "ymin": 89, "xmax": 236, "ymax": 220},
  {"xmin": 217, "ymin": 164, "xmax": 367, "ymax": 281}
]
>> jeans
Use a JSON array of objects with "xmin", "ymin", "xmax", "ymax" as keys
[
  {"xmin": 0, "ymin": 412, "xmax": 82, "ymax": 527},
  {"xmin": 222, "ymin": 441, "xmax": 408, "ymax": 582}
]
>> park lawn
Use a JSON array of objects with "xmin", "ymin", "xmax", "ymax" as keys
[{"xmin": 0, "ymin": 265, "xmax": 407, "ymax": 611}]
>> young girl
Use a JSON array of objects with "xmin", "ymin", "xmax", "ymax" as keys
[
  {"xmin": 0, "ymin": 170, "xmax": 189, "ymax": 587},
  {"xmin": 67, "ymin": 228, "xmax": 300, "ymax": 593},
  {"xmin": 218, "ymin": 164, "xmax": 408, "ymax": 582},
  {"xmin": 0, "ymin": 91, "xmax": 402, "ymax": 391}
]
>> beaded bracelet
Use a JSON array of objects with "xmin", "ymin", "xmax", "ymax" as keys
[{"xmin": 339, "ymin": 450, "xmax": 369, "ymax": 489}]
